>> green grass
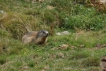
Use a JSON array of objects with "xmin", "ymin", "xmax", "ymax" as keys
[
  {"xmin": 0, "ymin": 29, "xmax": 106, "ymax": 71},
  {"xmin": 0, "ymin": 0, "xmax": 106, "ymax": 39},
  {"xmin": 0, "ymin": 0, "xmax": 106, "ymax": 71}
]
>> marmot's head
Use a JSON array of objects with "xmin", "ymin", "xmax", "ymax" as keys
[{"xmin": 36, "ymin": 30, "xmax": 49, "ymax": 39}]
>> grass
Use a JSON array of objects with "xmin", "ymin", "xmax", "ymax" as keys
[
  {"xmin": 1, "ymin": 0, "xmax": 106, "ymax": 39},
  {"xmin": 0, "ymin": 29, "xmax": 106, "ymax": 71},
  {"xmin": 0, "ymin": 0, "xmax": 106, "ymax": 71}
]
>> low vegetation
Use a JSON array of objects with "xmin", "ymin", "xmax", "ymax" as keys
[{"xmin": 0, "ymin": 0, "xmax": 106, "ymax": 71}]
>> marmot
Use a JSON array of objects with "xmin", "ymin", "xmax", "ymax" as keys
[
  {"xmin": 100, "ymin": 56, "xmax": 106, "ymax": 71},
  {"xmin": 22, "ymin": 30, "xmax": 49, "ymax": 44}
]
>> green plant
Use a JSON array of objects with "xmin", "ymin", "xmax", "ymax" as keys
[
  {"xmin": 0, "ymin": 56, "xmax": 6, "ymax": 65},
  {"xmin": 81, "ymin": 57, "xmax": 100, "ymax": 67},
  {"xmin": 64, "ymin": 6, "xmax": 106, "ymax": 30}
]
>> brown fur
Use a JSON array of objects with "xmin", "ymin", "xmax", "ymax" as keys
[{"xmin": 22, "ymin": 30, "xmax": 48, "ymax": 44}]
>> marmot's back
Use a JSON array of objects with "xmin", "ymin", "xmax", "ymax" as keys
[
  {"xmin": 22, "ymin": 30, "xmax": 49, "ymax": 44},
  {"xmin": 22, "ymin": 31, "xmax": 38, "ymax": 44}
]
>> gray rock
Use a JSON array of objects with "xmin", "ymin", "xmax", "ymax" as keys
[
  {"xmin": 0, "ymin": 10, "xmax": 6, "ymax": 14},
  {"xmin": 56, "ymin": 31, "xmax": 70, "ymax": 35},
  {"xmin": 61, "ymin": 31, "xmax": 70, "ymax": 35}
]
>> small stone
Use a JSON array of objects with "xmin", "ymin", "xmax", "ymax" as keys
[
  {"xmin": 56, "ymin": 32, "xmax": 61, "ymax": 35},
  {"xmin": 61, "ymin": 31, "xmax": 70, "ymax": 35},
  {"xmin": 56, "ymin": 31, "xmax": 70, "ymax": 36}
]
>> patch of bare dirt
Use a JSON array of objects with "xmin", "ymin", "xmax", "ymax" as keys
[
  {"xmin": 95, "ymin": 43, "xmax": 106, "ymax": 49},
  {"xmin": 20, "ymin": 65, "xmax": 29, "ymax": 70},
  {"xmin": 46, "ymin": 5, "xmax": 55, "ymax": 10},
  {"xmin": 41, "ymin": 65, "xmax": 49, "ymax": 71},
  {"xmin": 51, "ymin": 44, "xmax": 76, "ymax": 51},
  {"xmin": 25, "ymin": 0, "xmax": 44, "ymax": 3}
]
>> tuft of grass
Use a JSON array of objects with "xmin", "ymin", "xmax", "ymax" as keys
[
  {"xmin": 1, "ymin": 0, "xmax": 106, "ymax": 40},
  {"xmin": 0, "ymin": 56, "xmax": 6, "ymax": 65},
  {"xmin": 27, "ymin": 61, "xmax": 35, "ymax": 67},
  {"xmin": 81, "ymin": 57, "xmax": 100, "ymax": 67},
  {"xmin": 69, "ymin": 50, "xmax": 90, "ymax": 60}
]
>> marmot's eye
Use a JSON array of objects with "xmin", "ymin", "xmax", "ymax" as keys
[{"xmin": 43, "ymin": 31, "xmax": 45, "ymax": 33}]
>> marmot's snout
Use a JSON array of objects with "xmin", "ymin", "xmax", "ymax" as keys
[{"xmin": 45, "ymin": 31, "xmax": 49, "ymax": 37}]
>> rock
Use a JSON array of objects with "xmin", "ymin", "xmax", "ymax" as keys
[
  {"xmin": 100, "ymin": 0, "xmax": 106, "ymax": 3},
  {"xmin": 61, "ymin": 31, "xmax": 70, "ymax": 35},
  {"xmin": 0, "ymin": 10, "xmax": 6, "ymax": 14},
  {"xmin": 56, "ymin": 32, "xmax": 61, "ymax": 35},
  {"xmin": 56, "ymin": 31, "xmax": 70, "ymax": 36}
]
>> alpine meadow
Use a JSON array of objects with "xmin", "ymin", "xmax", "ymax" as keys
[{"xmin": 0, "ymin": 0, "xmax": 106, "ymax": 71}]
